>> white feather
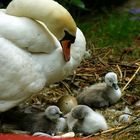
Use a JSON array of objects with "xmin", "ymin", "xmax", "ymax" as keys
[{"xmin": 0, "ymin": 0, "xmax": 86, "ymax": 112}]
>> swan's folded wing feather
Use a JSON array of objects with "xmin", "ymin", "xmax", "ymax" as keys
[
  {"xmin": 0, "ymin": 37, "xmax": 46, "ymax": 112},
  {"xmin": 0, "ymin": 11, "xmax": 58, "ymax": 53}
]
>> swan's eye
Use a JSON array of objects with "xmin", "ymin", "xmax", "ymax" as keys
[{"xmin": 61, "ymin": 30, "xmax": 76, "ymax": 44}]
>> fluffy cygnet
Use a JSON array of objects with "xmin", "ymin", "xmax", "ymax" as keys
[
  {"xmin": 1, "ymin": 106, "xmax": 67, "ymax": 135},
  {"xmin": 66, "ymin": 105, "xmax": 108, "ymax": 135},
  {"xmin": 77, "ymin": 72, "xmax": 121, "ymax": 108}
]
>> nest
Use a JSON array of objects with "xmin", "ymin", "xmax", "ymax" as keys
[
  {"xmin": 23, "ymin": 44, "xmax": 140, "ymax": 139},
  {"xmin": 1, "ymin": 44, "xmax": 140, "ymax": 139}
]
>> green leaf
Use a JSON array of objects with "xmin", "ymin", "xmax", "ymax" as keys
[{"xmin": 71, "ymin": 0, "xmax": 85, "ymax": 9}]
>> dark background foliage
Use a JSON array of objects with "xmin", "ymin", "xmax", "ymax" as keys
[
  {"xmin": 0, "ymin": 0, "xmax": 128, "ymax": 12},
  {"xmin": 0, "ymin": 0, "xmax": 11, "ymax": 8},
  {"xmin": 56, "ymin": 0, "xmax": 128, "ymax": 16}
]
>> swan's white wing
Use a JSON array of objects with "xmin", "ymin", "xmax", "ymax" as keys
[
  {"xmin": 0, "ymin": 37, "xmax": 46, "ymax": 112},
  {"xmin": 0, "ymin": 10, "xmax": 58, "ymax": 53}
]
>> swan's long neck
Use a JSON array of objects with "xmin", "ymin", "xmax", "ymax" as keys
[{"xmin": 6, "ymin": 0, "xmax": 76, "ymax": 40}]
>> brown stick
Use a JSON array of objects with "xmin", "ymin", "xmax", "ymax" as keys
[
  {"xmin": 122, "ymin": 64, "xmax": 140, "ymax": 93},
  {"xmin": 116, "ymin": 64, "xmax": 123, "ymax": 81},
  {"xmin": 108, "ymin": 62, "xmax": 138, "ymax": 68},
  {"xmin": 60, "ymin": 81, "xmax": 72, "ymax": 95},
  {"xmin": 84, "ymin": 126, "xmax": 125, "ymax": 138}
]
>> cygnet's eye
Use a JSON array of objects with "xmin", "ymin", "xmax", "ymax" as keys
[{"xmin": 107, "ymin": 79, "xmax": 112, "ymax": 83}]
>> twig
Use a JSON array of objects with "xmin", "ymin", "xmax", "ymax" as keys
[
  {"xmin": 112, "ymin": 117, "xmax": 139, "ymax": 136},
  {"xmin": 122, "ymin": 112, "xmax": 139, "ymax": 118},
  {"xmin": 77, "ymin": 68, "xmax": 96, "ymax": 71},
  {"xmin": 98, "ymin": 57, "xmax": 109, "ymax": 67},
  {"xmin": 60, "ymin": 81, "xmax": 72, "ymax": 95},
  {"xmin": 71, "ymin": 70, "xmax": 76, "ymax": 83},
  {"xmin": 116, "ymin": 64, "xmax": 123, "ymax": 81},
  {"xmin": 102, "ymin": 49, "xmax": 112, "ymax": 59},
  {"xmin": 108, "ymin": 62, "xmax": 138, "ymax": 68},
  {"xmin": 83, "ymin": 126, "xmax": 124, "ymax": 138},
  {"xmin": 76, "ymin": 73, "xmax": 94, "ymax": 77},
  {"xmin": 121, "ymin": 97, "xmax": 131, "ymax": 105},
  {"xmin": 131, "ymin": 59, "xmax": 140, "ymax": 65},
  {"xmin": 122, "ymin": 64, "xmax": 140, "ymax": 93}
]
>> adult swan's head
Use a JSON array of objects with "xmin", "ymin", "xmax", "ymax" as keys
[{"xmin": 6, "ymin": 0, "xmax": 77, "ymax": 62}]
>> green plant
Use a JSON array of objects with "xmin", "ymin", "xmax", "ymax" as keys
[
  {"xmin": 57, "ymin": 0, "xmax": 86, "ymax": 10},
  {"xmin": 78, "ymin": 12, "xmax": 140, "ymax": 49}
]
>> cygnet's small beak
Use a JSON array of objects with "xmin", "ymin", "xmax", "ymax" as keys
[
  {"xmin": 61, "ymin": 40, "xmax": 71, "ymax": 62},
  {"xmin": 112, "ymin": 83, "xmax": 118, "ymax": 90},
  {"xmin": 63, "ymin": 113, "xmax": 69, "ymax": 118},
  {"xmin": 59, "ymin": 112, "xmax": 64, "ymax": 117}
]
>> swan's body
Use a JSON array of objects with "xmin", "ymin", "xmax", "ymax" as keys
[
  {"xmin": 66, "ymin": 105, "xmax": 108, "ymax": 135},
  {"xmin": 0, "ymin": 0, "xmax": 86, "ymax": 112},
  {"xmin": 77, "ymin": 72, "xmax": 121, "ymax": 108}
]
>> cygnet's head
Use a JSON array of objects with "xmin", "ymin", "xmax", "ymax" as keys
[
  {"xmin": 71, "ymin": 105, "xmax": 91, "ymax": 120},
  {"xmin": 45, "ymin": 106, "xmax": 63, "ymax": 121},
  {"xmin": 105, "ymin": 72, "xmax": 118, "ymax": 90}
]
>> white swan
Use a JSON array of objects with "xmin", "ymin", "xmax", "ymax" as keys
[{"xmin": 0, "ymin": 0, "xmax": 86, "ymax": 112}]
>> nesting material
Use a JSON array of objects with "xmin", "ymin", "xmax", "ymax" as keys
[{"xmin": 119, "ymin": 106, "xmax": 132, "ymax": 123}]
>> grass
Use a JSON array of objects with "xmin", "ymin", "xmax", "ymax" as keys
[{"xmin": 77, "ymin": 11, "xmax": 140, "ymax": 49}]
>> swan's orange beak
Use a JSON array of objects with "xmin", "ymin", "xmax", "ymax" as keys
[{"xmin": 61, "ymin": 40, "xmax": 71, "ymax": 62}]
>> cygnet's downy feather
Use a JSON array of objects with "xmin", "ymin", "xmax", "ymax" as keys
[
  {"xmin": 77, "ymin": 72, "xmax": 121, "ymax": 108},
  {"xmin": 66, "ymin": 105, "xmax": 108, "ymax": 135},
  {"xmin": 1, "ymin": 106, "xmax": 67, "ymax": 135}
]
